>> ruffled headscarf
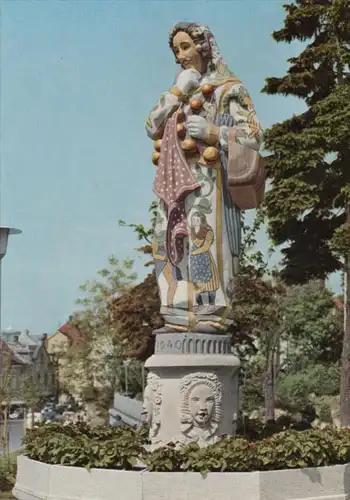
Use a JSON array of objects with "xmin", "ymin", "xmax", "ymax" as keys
[{"xmin": 169, "ymin": 22, "xmax": 240, "ymax": 85}]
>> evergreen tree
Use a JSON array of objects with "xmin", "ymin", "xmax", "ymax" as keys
[{"xmin": 262, "ymin": 0, "xmax": 350, "ymax": 424}]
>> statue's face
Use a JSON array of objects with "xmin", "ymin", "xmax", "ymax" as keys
[
  {"xmin": 172, "ymin": 31, "xmax": 202, "ymax": 73},
  {"xmin": 189, "ymin": 383, "xmax": 215, "ymax": 426}
]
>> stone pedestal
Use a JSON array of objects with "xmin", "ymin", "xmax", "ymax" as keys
[{"xmin": 143, "ymin": 333, "xmax": 240, "ymax": 448}]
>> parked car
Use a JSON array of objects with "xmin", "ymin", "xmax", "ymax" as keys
[
  {"xmin": 55, "ymin": 404, "xmax": 67, "ymax": 415},
  {"xmin": 43, "ymin": 402, "xmax": 56, "ymax": 410},
  {"xmin": 9, "ymin": 408, "xmax": 24, "ymax": 419},
  {"xmin": 41, "ymin": 405, "xmax": 57, "ymax": 421}
]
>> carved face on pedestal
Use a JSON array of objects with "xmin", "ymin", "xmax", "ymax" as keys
[
  {"xmin": 180, "ymin": 373, "xmax": 223, "ymax": 443},
  {"xmin": 189, "ymin": 383, "xmax": 215, "ymax": 426}
]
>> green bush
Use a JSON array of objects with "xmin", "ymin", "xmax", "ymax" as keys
[
  {"xmin": 240, "ymin": 357, "xmax": 265, "ymax": 414},
  {"xmin": 21, "ymin": 422, "xmax": 350, "ymax": 474},
  {"xmin": 23, "ymin": 422, "xmax": 148, "ymax": 470},
  {"xmin": 0, "ymin": 451, "xmax": 20, "ymax": 492},
  {"xmin": 235, "ymin": 414, "xmax": 312, "ymax": 442},
  {"xmin": 317, "ymin": 402, "xmax": 333, "ymax": 423},
  {"xmin": 277, "ymin": 363, "xmax": 340, "ymax": 412}
]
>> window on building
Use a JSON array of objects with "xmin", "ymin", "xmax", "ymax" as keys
[{"xmin": 44, "ymin": 373, "xmax": 48, "ymax": 388}]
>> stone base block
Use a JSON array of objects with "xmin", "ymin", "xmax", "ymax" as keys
[
  {"xmin": 13, "ymin": 456, "xmax": 350, "ymax": 500},
  {"xmin": 143, "ymin": 333, "xmax": 240, "ymax": 447}
]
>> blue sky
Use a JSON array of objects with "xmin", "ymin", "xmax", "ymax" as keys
[{"xmin": 1, "ymin": 0, "xmax": 341, "ymax": 334}]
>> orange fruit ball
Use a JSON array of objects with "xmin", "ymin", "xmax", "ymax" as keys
[
  {"xmin": 202, "ymin": 83, "xmax": 214, "ymax": 96},
  {"xmin": 154, "ymin": 139, "xmax": 162, "ymax": 152},
  {"xmin": 176, "ymin": 123, "xmax": 186, "ymax": 138},
  {"xmin": 203, "ymin": 146, "xmax": 219, "ymax": 162},
  {"xmin": 152, "ymin": 152, "xmax": 161, "ymax": 165},
  {"xmin": 181, "ymin": 138, "xmax": 197, "ymax": 152},
  {"xmin": 189, "ymin": 99, "xmax": 203, "ymax": 112},
  {"xmin": 177, "ymin": 110, "xmax": 186, "ymax": 122}
]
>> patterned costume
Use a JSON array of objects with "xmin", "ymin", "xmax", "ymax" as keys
[{"xmin": 146, "ymin": 24, "xmax": 263, "ymax": 333}]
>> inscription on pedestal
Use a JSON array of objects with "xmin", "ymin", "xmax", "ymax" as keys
[{"xmin": 155, "ymin": 333, "xmax": 232, "ymax": 355}]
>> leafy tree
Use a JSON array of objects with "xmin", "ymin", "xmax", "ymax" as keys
[
  {"xmin": 19, "ymin": 374, "xmax": 45, "ymax": 428},
  {"xmin": 281, "ymin": 281, "xmax": 343, "ymax": 368},
  {"xmin": 240, "ymin": 274, "xmax": 343, "ymax": 419},
  {"xmin": 241, "ymin": 355, "xmax": 265, "ymax": 415},
  {"xmin": 231, "ymin": 214, "xmax": 271, "ymax": 359},
  {"xmin": 277, "ymin": 363, "xmax": 340, "ymax": 413},
  {"xmin": 60, "ymin": 256, "xmax": 138, "ymax": 422},
  {"xmin": 119, "ymin": 200, "xmax": 158, "ymax": 251},
  {"xmin": 108, "ymin": 272, "xmax": 162, "ymax": 360},
  {"xmin": 232, "ymin": 215, "xmax": 288, "ymax": 421},
  {"xmin": 262, "ymin": 0, "xmax": 350, "ymax": 424},
  {"xmin": 116, "ymin": 358, "xmax": 145, "ymax": 398}
]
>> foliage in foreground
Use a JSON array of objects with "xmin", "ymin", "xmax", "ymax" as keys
[
  {"xmin": 22, "ymin": 422, "xmax": 350, "ymax": 474},
  {"xmin": 0, "ymin": 452, "xmax": 20, "ymax": 492}
]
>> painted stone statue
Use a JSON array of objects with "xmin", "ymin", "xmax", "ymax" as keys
[{"xmin": 146, "ymin": 22, "xmax": 263, "ymax": 334}]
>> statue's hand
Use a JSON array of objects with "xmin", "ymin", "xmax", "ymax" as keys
[
  {"xmin": 175, "ymin": 69, "xmax": 201, "ymax": 94},
  {"xmin": 186, "ymin": 115, "xmax": 210, "ymax": 141}
]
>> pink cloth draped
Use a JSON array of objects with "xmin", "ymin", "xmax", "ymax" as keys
[{"xmin": 153, "ymin": 112, "xmax": 200, "ymax": 265}]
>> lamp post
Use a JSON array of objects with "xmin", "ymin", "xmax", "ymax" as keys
[
  {"xmin": 141, "ymin": 321, "xmax": 149, "ymax": 396},
  {"xmin": 0, "ymin": 227, "xmax": 21, "ymax": 446},
  {"xmin": 0, "ymin": 227, "xmax": 22, "ymax": 336}
]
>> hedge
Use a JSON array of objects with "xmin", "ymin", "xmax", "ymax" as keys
[{"xmin": 22, "ymin": 421, "xmax": 350, "ymax": 474}]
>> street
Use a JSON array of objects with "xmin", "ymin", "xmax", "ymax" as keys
[{"xmin": 0, "ymin": 420, "xmax": 25, "ymax": 455}]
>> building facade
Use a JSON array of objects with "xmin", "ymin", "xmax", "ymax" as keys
[{"xmin": 0, "ymin": 329, "xmax": 56, "ymax": 405}]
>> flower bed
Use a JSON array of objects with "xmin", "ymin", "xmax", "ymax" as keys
[
  {"xmin": 22, "ymin": 422, "xmax": 350, "ymax": 474},
  {"xmin": 12, "ymin": 423, "xmax": 350, "ymax": 500}
]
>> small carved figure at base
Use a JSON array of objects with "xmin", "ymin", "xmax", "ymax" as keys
[{"xmin": 141, "ymin": 373, "xmax": 162, "ymax": 439}]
